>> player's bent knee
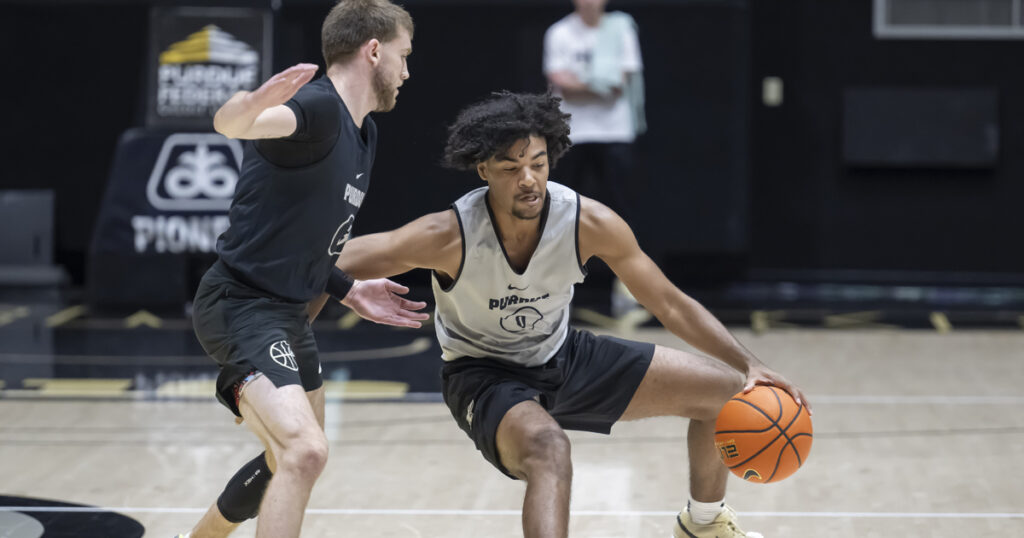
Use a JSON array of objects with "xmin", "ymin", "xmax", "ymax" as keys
[
  {"xmin": 216, "ymin": 451, "xmax": 272, "ymax": 523},
  {"xmin": 698, "ymin": 373, "xmax": 744, "ymax": 420},
  {"xmin": 721, "ymin": 373, "xmax": 744, "ymax": 401},
  {"xmin": 277, "ymin": 434, "xmax": 328, "ymax": 479},
  {"xmin": 518, "ymin": 428, "xmax": 572, "ymax": 477}
]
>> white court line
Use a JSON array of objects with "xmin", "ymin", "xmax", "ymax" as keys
[
  {"xmin": 811, "ymin": 395, "xmax": 1024, "ymax": 405},
  {"xmin": 0, "ymin": 507, "xmax": 1021, "ymax": 519}
]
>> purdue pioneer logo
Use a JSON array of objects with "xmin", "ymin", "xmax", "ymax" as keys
[
  {"xmin": 157, "ymin": 25, "xmax": 259, "ymax": 118},
  {"xmin": 269, "ymin": 340, "xmax": 297, "ymax": 371},
  {"xmin": 500, "ymin": 306, "xmax": 545, "ymax": 333},
  {"xmin": 328, "ymin": 214, "xmax": 355, "ymax": 255},
  {"xmin": 146, "ymin": 133, "xmax": 242, "ymax": 211}
]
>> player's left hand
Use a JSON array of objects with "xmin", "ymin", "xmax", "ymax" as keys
[
  {"xmin": 341, "ymin": 278, "xmax": 430, "ymax": 328},
  {"xmin": 742, "ymin": 364, "xmax": 812, "ymax": 415}
]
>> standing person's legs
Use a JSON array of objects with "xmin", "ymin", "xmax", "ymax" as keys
[
  {"xmin": 553, "ymin": 142, "xmax": 598, "ymax": 195},
  {"xmin": 495, "ymin": 401, "xmax": 572, "ymax": 538},
  {"xmin": 597, "ymin": 142, "xmax": 636, "ymax": 223}
]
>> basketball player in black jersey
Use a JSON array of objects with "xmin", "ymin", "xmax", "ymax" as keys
[
  {"xmin": 179, "ymin": 2, "xmax": 425, "ymax": 537},
  {"xmin": 329, "ymin": 92, "xmax": 810, "ymax": 538}
]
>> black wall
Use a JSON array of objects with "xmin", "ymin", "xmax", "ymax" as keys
[
  {"xmin": 4, "ymin": 0, "xmax": 1022, "ymax": 291},
  {"xmin": 1, "ymin": 3, "xmax": 150, "ymax": 282},
  {"xmin": 2, "ymin": 0, "xmax": 750, "ymax": 290},
  {"xmin": 749, "ymin": 0, "xmax": 1024, "ymax": 281},
  {"xmin": 274, "ymin": 0, "xmax": 751, "ymax": 276}
]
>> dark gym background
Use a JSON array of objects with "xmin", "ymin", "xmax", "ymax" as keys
[{"xmin": 3, "ymin": 0, "xmax": 1023, "ymax": 316}]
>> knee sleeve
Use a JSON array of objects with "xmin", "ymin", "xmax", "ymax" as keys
[{"xmin": 216, "ymin": 451, "xmax": 273, "ymax": 523}]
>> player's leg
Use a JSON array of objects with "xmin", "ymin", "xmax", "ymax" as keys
[
  {"xmin": 495, "ymin": 400, "xmax": 572, "ymax": 538},
  {"xmin": 617, "ymin": 345, "xmax": 759, "ymax": 537},
  {"xmin": 441, "ymin": 357, "xmax": 573, "ymax": 538},
  {"xmin": 187, "ymin": 262, "xmax": 331, "ymax": 538},
  {"xmin": 619, "ymin": 345, "xmax": 742, "ymax": 499},
  {"xmin": 237, "ymin": 376, "xmax": 328, "ymax": 538},
  {"xmin": 188, "ymin": 386, "xmax": 324, "ymax": 538},
  {"xmin": 189, "ymin": 445, "xmax": 268, "ymax": 538},
  {"xmin": 186, "ymin": 271, "xmax": 267, "ymax": 538},
  {"xmin": 188, "ymin": 504, "xmax": 241, "ymax": 538}
]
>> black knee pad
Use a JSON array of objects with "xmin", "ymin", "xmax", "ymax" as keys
[{"xmin": 216, "ymin": 451, "xmax": 273, "ymax": 523}]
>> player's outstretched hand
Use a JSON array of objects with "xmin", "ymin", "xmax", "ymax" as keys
[
  {"xmin": 248, "ymin": 63, "xmax": 319, "ymax": 110},
  {"xmin": 742, "ymin": 365, "xmax": 812, "ymax": 415},
  {"xmin": 341, "ymin": 278, "xmax": 430, "ymax": 328}
]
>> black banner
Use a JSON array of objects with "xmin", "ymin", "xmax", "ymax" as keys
[
  {"xmin": 147, "ymin": 6, "xmax": 272, "ymax": 129},
  {"xmin": 89, "ymin": 129, "xmax": 243, "ymax": 307}
]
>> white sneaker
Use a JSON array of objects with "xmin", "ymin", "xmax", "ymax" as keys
[{"xmin": 673, "ymin": 504, "xmax": 763, "ymax": 538}]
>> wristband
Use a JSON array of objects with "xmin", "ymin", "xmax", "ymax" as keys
[{"xmin": 326, "ymin": 267, "xmax": 355, "ymax": 301}]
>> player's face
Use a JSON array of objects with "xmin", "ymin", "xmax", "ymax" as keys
[
  {"xmin": 479, "ymin": 135, "xmax": 549, "ymax": 221},
  {"xmin": 373, "ymin": 27, "xmax": 412, "ymax": 112}
]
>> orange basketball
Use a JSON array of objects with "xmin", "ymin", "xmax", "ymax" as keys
[{"xmin": 714, "ymin": 385, "xmax": 812, "ymax": 484}]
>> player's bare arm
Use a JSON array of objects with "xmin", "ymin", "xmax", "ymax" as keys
[
  {"xmin": 578, "ymin": 196, "xmax": 809, "ymax": 409},
  {"xmin": 213, "ymin": 63, "xmax": 319, "ymax": 140},
  {"xmin": 335, "ymin": 209, "xmax": 463, "ymax": 282}
]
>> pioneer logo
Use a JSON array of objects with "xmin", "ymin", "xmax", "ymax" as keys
[{"xmin": 146, "ymin": 133, "xmax": 242, "ymax": 211}]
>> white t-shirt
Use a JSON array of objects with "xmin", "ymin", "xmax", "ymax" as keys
[{"xmin": 544, "ymin": 12, "xmax": 643, "ymax": 144}]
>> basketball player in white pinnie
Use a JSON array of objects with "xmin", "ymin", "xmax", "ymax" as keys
[{"xmin": 330, "ymin": 91, "xmax": 810, "ymax": 538}]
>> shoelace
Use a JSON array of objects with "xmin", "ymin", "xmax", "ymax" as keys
[{"xmin": 720, "ymin": 509, "xmax": 747, "ymax": 536}]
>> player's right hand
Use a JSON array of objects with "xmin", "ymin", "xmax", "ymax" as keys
[{"xmin": 248, "ymin": 63, "xmax": 319, "ymax": 110}]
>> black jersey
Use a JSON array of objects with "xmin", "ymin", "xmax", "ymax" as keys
[{"xmin": 217, "ymin": 77, "xmax": 376, "ymax": 303}]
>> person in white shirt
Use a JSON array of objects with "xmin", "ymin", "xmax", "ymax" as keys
[{"xmin": 544, "ymin": 0, "xmax": 647, "ymax": 318}]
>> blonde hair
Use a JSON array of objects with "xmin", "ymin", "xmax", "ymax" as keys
[{"xmin": 321, "ymin": 0, "xmax": 414, "ymax": 66}]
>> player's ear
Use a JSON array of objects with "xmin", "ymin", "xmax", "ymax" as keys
[
  {"xmin": 364, "ymin": 38, "xmax": 382, "ymax": 66},
  {"xmin": 476, "ymin": 162, "xmax": 489, "ymax": 182}
]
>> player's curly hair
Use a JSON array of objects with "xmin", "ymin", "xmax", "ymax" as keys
[{"xmin": 443, "ymin": 91, "xmax": 572, "ymax": 171}]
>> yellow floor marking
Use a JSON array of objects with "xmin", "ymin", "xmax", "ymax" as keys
[
  {"xmin": 750, "ymin": 310, "xmax": 799, "ymax": 334},
  {"xmin": 929, "ymin": 312, "xmax": 953, "ymax": 333},
  {"xmin": 21, "ymin": 378, "xmax": 133, "ymax": 396},
  {"xmin": 124, "ymin": 310, "xmax": 163, "ymax": 329},
  {"xmin": 320, "ymin": 337, "xmax": 433, "ymax": 362},
  {"xmin": 0, "ymin": 306, "xmax": 30, "ymax": 327},
  {"xmin": 337, "ymin": 310, "xmax": 362, "ymax": 329},
  {"xmin": 155, "ymin": 379, "xmax": 217, "ymax": 397},
  {"xmin": 823, "ymin": 310, "xmax": 896, "ymax": 329},
  {"xmin": 45, "ymin": 305, "xmax": 88, "ymax": 327},
  {"xmin": 573, "ymin": 307, "xmax": 651, "ymax": 332},
  {"xmin": 322, "ymin": 380, "xmax": 408, "ymax": 399},
  {"xmin": 153, "ymin": 379, "xmax": 410, "ymax": 400}
]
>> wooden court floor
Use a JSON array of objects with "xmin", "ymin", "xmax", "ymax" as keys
[{"xmin": 1, "ymin": 327, "xmax": 1023, "ymax": 537}]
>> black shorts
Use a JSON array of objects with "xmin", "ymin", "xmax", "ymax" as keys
[
  {"xmin": 441, "ymin": 328, "xmax": 654, "ymax": 479},
  {"xmin": 192, "ymin": 260, "xmax": 323, "ymax": 416}
]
